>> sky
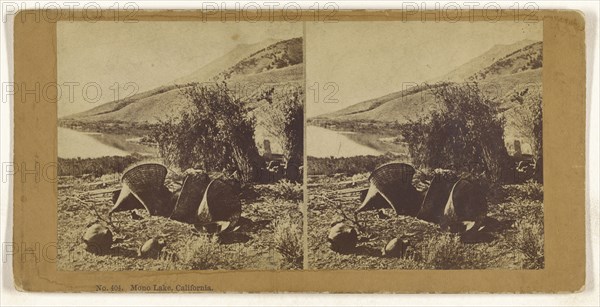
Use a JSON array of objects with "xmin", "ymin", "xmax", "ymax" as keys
[
  {"xmin": 306, "ymin": 21, "xmax": 542, "ymax": 117},
  {"xmin": 57, "ymin": 21, "xmax": 302, "ymax": 117}
]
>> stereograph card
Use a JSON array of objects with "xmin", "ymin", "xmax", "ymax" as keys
[{"xmin": 12, "ymin": 9, "xmax": 586, "ymax": 293}]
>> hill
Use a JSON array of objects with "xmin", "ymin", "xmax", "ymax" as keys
[
  {"xmin": 313, "ymin": 40, "xmax": 542, "ymax": 124},
  {"xmin": 61, "ymin": 37, "xmax": 303, "ymax": 125},
  {"xmin": 432, "ymin": 39, "xmax": 537, "ymax": 82},
  {"xmin": 172, "ymin": 39, "xmax": 279, "ymax": 84}
]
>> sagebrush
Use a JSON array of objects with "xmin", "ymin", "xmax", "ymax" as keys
[
  {"xmin": 514, "ymin": 221, "xmax": 544, "ymax": 269},
  {"xmin": 399, "ymin": 82, "xmax": 511, "ymax": 183},
  {"xmin": 153, "ymin": 82, "xmax": 261, "ymax": 183},
  {"xmin": 179, "ymin": 235, "xmax": 222, "ymax": 270},
  {"xmin": 257, "ymin": 87, "xmax": 304, "ymax": 164},
  {"xmin": 420, "ymin": 234, "xmax": 489, "ymax": 269},
  {"xmin": 273, "ymin": 217, "xmax": 303, "ymax": 269},
  {"xmin": 271, "ymin": 180, "xmax": 303, "ymax": 201}
]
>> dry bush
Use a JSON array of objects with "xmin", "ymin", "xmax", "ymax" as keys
[
  {"xmin": 420, "ymin": 234, "xmax": 488, "ymax": 269},
  {"xmin": 511, "ymin": 87, "xmax": 543, "ymax": 162},
  {"xmin": 272, "ymin": 180, "xmax": 303, "ymax": 201},
  {"xmin": 179, "ymin": 235, "xmax": 222, "ymax": 270},
  {"xmin": 397, "ymin": 258, "xmax": 427, "ymax": 270},
  {"xmin": 514, "ymin": 221, "xmax": 544, "ymax": 269},
  {"xmin": 153, "ymin": 82, "xmax": 260, "ymax": 183},
  {"xmin": 273, "ymin": 217, "xmax": 303, "ymax": 269},
  {"xmin": 505, "ymin": 181, "xmax": 544, "ymax": 203},
  {"xmin": 257, "ymin": 87, "xmax": 304, "ymax": 163},
  {"xmin": 519, "ymin": 180, "xmax": 544, "ymax": 202},
  {"xmin": 399, "ymin": 82, "xmax": 511, "ymax": 183}
]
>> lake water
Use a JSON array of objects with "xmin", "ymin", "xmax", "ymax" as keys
[
  {"xmin": 307, "ymin": 125, "xmax": 386, "ymax": 158},
  {"xmin": 58, "ymin": 127, "xmax": 157, "ymax": 159}
]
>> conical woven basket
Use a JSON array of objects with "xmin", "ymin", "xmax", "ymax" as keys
[
  {"xmin": 440, "ymin": 179, "xmax": 487, "ymax": 232},
  {"xmin": 197, "ymin": 179, "xmax": 241, "ymax": 230},
  {"xmin": 355, "ymin": 187, "xmax": 390, "ymax": 213},
  {"xmin": 109, "ymin": 184, "xmax": 145, "ymax": 215},
  {"xmin": 356, "ymin": 163, "xmax": 421, "ymax": 215},
  {"xmin": 170, "ymin": 172, "xmax": 210, "ymax": 223},
  {"xmin": 416, "ymin": 174, "xmax": 454, "ymax": 223},
  {"xmin": 116, "ymin": 163, "xmax": 171, "ymax": 216}
]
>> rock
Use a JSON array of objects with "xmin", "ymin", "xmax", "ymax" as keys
[
  {"xmin": 377, "ymin": 209, "xmax": 390, "ymax": 219},
  {"xmin": 194, "ymin": 221, "xmax": 231, "ymax": 234},
  {"xmin": 138, "ymin": 237, "xmax": 166, "ymax": 259},
  {"xmin": 327, "ymin": 222, "xmax": 358, "ymax": 253},
  {"xmin": 381, "ymin": 237, "xmax": 409, "ymax": 258},
  {"xmin": 82, "ymin": 224, "xmax": 113, "ymax": 254}
]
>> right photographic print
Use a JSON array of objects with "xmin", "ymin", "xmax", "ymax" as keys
[{"xmin": 306, "ymin": 21, "xmax": 544, "ymax": 270}]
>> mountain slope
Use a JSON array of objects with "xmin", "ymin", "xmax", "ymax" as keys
[
  {"xmin": 173, "ymin": 39, "xmax": 279, "ymax": 84},
  {"xmin": 315, "ymin": 40, "xmax": 542, "ymax": 124},
  {"xmin": 215, "ymin": 37, "xmax": 302, "ymax": 81},
  {"xmin": 431, "ymin": 39, "xmax": 536, "ymax": 82},
  {"xmin": 63, "ymin": 38, "xmax": 303, "ymax": 124}
]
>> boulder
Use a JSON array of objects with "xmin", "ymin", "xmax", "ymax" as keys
[
  {"xmin": 381, "ymin": 237, "xmax": 410, "ymax": 258},
  {"xmin": 138, "ymin": 237, "xmax": 166, "ymax": 259},
  {"xmin": 82, "ymin": 224, "xmax": 113, "ymax": 254},
  {"xmin": 327, "ymin": 222, "xmax": 358, "ymax": 253}
]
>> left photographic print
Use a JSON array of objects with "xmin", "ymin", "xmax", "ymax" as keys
[{"xmin": 57, "ymin": 21, "xmax": 305, "ymax": 271}]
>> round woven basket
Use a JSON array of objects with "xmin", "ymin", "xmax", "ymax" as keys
[
  {"xmin": 197, "ymin": 179, "xmax": 241, "ymax": 230},
  {"xmin": 121, "ymin": 163, "xmax": 167, "ymax": 192},
  {"xmin": 170, "ymin": 172, "xmax": 210, "ymax": 223},
  {"xmin": 368, "ymin": 162, "xmax": 415, "ymax": 192}
]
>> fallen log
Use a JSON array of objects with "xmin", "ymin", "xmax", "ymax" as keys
[
  {"xmin": 85, "ymin": 188, "xmax": 120, "ymax": 196},
  {"xmin": 308, "ymin": 178, "xmax": 368, "ymax": 188}
]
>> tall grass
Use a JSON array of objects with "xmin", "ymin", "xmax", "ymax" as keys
[
  {"xmin": 179, "ymin": 235, "xmax": 222, "ymax": 270},
  {"xmin": 420, "ymin": 234, "xmax": 489, "ymax": 269},
  {"xmin": 271, "ymin": 180, "xmax": 303, "ymax": 201},
  {"xmin": 517, "ymin": 180, "xmax": 544, "ymax": 202},
  {"xmin": 273, "ymin": 217, "xmax": 303, "ymax": 269},
  {"xmin": 514, "ymin": 221, "xmax": 544, "ymax": 269}
]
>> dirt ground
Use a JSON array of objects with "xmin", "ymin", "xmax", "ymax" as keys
[
  {"xmin": 307, "ymin": 174, "xmax": 544, "ymax": 270},
  {"xmin": 57, "ymin": 174, "xmax": 303, "ymax": 271}
]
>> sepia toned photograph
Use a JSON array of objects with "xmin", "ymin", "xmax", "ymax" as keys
[
  {"xmin": 306, "ymin": 21, "xmax": 544, "ymax": 270},
  {"xmin": 56, "ymin": 21, "xmax": 305, "ymax": 271}
]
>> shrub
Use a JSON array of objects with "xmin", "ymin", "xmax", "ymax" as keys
[
  {"xmin": 511, "ymin": 87, "xmax": 543, "ymax": 162},
  {"xmin": 58, "ymin": 154, "xmax": 143, "ymax": 178},
  {"xmin": 514, "ymin": 221, "xmax": 544, "ymax": 269},
  {"xmin": 153, "ymin": 82, "xmax": 261, "ymax": 183},
  {"xmin": 257, "ymin": 87, "xmax": 304, "ymax": 164},
  {"xmin": 505, "ymin": 180, "xmax": 544, "ymax": 202},
  {"xmin": 399, "ymin": 82, "xmax": 512, "ymax": 183},
  {"xmin": 520, "ymin": 180, "xmax": 544, "ymax": 202},
  {"xmin": 179, "ymin": 235, "xmax": 222, "ymax": 270},
  {"xmin": 273, "ymin": 217, "xmax": 303, "ymax": 269},
  {"xmin": 271, "ymin": 180, "xmax": 303, "ymax": 201}
]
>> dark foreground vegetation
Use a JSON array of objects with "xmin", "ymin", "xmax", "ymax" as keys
[{"xmin": 58, "ymin": 155, "xmax": 143, "ymax": 178}]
